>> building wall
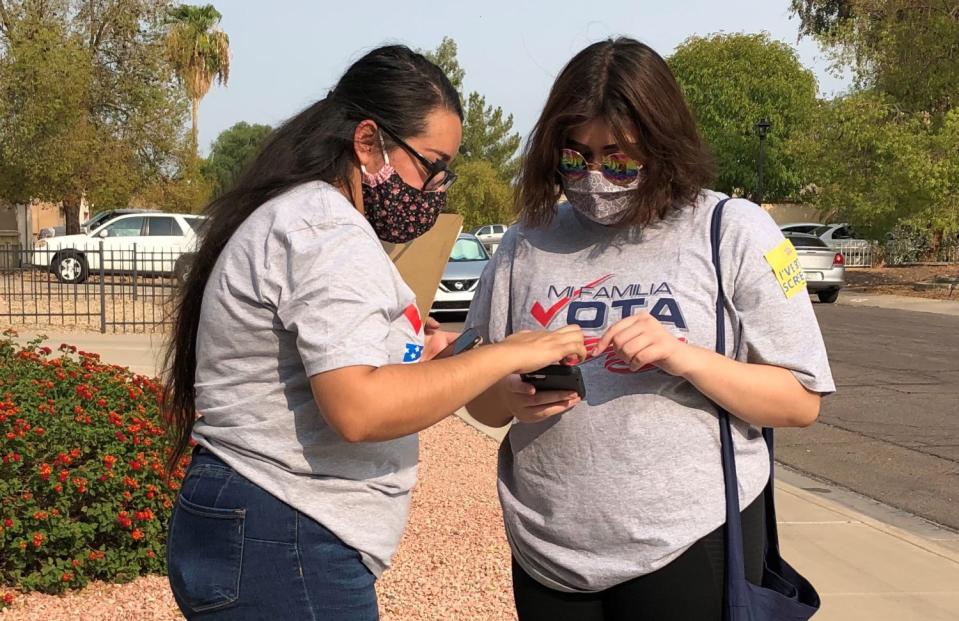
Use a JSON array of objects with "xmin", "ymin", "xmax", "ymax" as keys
[
  {"xmin": 24, "ymin": 199, "xmax": 91, "ymax": 240},
  {"xmin": 0, "ymin": 198, "xmax": 92, "ymax": 251},
  {"xmin": 0, "ymin": 201, "xmax": 20, "ymax": 266},
  {"xmin": 761, "ymin": 203, "xmax": 821, "ymax": 225},
  {"xmin": 31, "ymin": 202, "xmax": 65, "ymax": 234},
  {"xmin": 0, "ymin": 201, "xmax": 18, "ymax": 232}
]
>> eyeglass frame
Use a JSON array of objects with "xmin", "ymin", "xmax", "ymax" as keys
[{"xmin": 376, "ymin": 123, "xmax": 458, "ymax": 192}]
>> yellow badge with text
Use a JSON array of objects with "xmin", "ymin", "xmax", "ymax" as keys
[{"xmin": 764, "ymin": 239, "xmax": 806, "ymax": 299}]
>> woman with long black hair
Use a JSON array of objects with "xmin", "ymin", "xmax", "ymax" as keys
[{"xmin": 163, "ymin": 45, "xmax": 586, "ymax": 620}]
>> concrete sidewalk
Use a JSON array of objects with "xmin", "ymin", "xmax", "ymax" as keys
[
  {"xmin": 457, "ymin": 413, "xmax": 959, "ymax": 621},
  {"xmin": 838, "ymin": 291, "xmax": 959, "ymax": 317},
  {"xmin": 776, "ymin": 469, "xmax": 959, "ymax": 620},
  {"xmin": 18, "ymin": 322, "xmax": 959, "ymax": 620}
]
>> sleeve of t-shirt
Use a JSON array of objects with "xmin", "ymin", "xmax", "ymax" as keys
[
  {"xmin": 465, "ymin": 229, "xmax": 518, "ymax": 344},
  {"xmin": 275, "ymin": 223, "xmax": 395, "ymax": 377},
  {"xmin": 719, "ymin": 199, "xmax": 836, "ymax": 395}
]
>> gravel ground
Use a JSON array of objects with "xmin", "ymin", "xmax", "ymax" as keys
[
  {"xmin": 377, "ymin": 418, "xmax": 515, "ymax": 621},
  {"xmin": 846, "ymin": 264, "xmax": 959, "ymax": 300},
  {"xmin": 0, "ymin": 271, "xmax": 174, "ymax": 333},
  {"xmin": 0, "ymin": 578, "xmax": 182, "ymax": 620},
  {"xmin": 1, "ymin": 417, "xmax": 517, "ymax": 621}
]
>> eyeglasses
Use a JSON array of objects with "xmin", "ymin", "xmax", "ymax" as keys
[
  {"xmin": 377, "ymin": 124, "xmax": 457, "ymax": 192},
  {"xmin": 558, "ymin": 148, "xmax": 642, "ymax": 186}
]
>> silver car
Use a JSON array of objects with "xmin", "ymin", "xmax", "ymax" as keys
[
  {"xmin": 809, "ymin": 223, "xmax": 875, "ymax": 267},
  {"xmin": 430, "ymin": 234, "xmax": 490, "ymax": 315},
  {"xmin": 779, "ymin": 222, "xmax": 822, "ymax": 235},
  {"xmin": 811, "ymin": 223, "xmax": 867, "ymax": 247},
  {"xmin": 473, "ymin": 224, "xmax": 509, "ymax": 248},
  {"xmin": 784, "ymin": 233, "xmax": 845, "ymax": 303}
]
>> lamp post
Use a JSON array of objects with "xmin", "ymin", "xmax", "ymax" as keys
[{"xmin": 755, "ymin": 118, "xmax": 771, "ymax": 205}]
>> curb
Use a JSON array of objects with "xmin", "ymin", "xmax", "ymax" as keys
[
  {"xmin": 837, "ymin": 293, "xmax": 959, "ymax": 316},
  {"xmin": 777, "ymin": 481, "xmax": 959, "ymax": 565}
]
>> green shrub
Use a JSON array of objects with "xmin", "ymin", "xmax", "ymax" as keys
[
  {"xmin": 0, "ymin": 330, "xmax": 188, "ymax": 607},
  {"xmin": 884, "ymin": 222, "xmax": 959, "ymax": 265}
]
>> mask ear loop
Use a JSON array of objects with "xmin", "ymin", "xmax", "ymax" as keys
[{"xmin": 360, "ymin": 130, "xmax": 390, "ymax": 176}]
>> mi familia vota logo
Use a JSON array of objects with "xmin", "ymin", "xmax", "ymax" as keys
[
  {"xmin": 530, "ymin": 274, "xmax": 689, "ymax": 375},
  {"xmin": 530, "ymin": 274, "xmax": 688, "ymax": 331}
]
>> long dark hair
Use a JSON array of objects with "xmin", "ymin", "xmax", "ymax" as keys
[
  {"xmin": 516, "ymin": 37, "xmax": 714, "ymax": 227},
  {"xmin": 162, "ymin": 45, "xmax": 462, "ymax": 471}
]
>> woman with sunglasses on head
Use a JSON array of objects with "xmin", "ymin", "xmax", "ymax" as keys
[
  {"xmin": 162, "ymin": 45, "xmax": 586, "ymax": 621},
  {"xmin": 465, "ymin": 38, "xmax": 834, "ymax": 620}
]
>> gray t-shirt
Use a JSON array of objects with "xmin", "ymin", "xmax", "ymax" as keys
[
  {"xmin": 465, "ymin": 191, "xmax": 834, "ymax": 592},
  {"xmin": 192, "ymin": 181, "xmax": 425, "ymax": 576}
]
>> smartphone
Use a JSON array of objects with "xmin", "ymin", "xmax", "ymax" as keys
[
  {"xmin": 453, "ymin": 327, "xmax": 483, "ymax": 354},
  {"xmin": 520, "ymin": 364, "xmax": 587, "ymax": 399},
  {"xmin": 436, "ymin": 327, "xmax": 484, "ymax": 359}
]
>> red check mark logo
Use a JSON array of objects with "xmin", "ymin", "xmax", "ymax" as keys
[
  {"xmin": 530, "ymin": 274, "xmax": 614, "ymax": 327},
  {"xmin": 403, "ymin": 304, "xmax": 422, "ymax": 334}
]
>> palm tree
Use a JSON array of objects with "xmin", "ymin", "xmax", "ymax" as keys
[{"xmin": 165, "ymin": 4, "xmax": 230, "ymax": 157}]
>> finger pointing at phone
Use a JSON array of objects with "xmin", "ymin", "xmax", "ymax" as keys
[{"xmin": 595, "ymin": 312, "xmax": 692, "ymax": 376}]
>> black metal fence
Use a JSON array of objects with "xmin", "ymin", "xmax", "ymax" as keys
[
  {"xmin": 0, "ymin": 243, "xmax": 187, "ymax": 333},
  {"xmin": 1, "ymin": 230, "xmax": 955, "ymax": 333}
]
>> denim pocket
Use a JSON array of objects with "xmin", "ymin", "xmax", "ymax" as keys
[{"xmin": 167, "ymin": 493, "xmax": 246, "ymax": 613}]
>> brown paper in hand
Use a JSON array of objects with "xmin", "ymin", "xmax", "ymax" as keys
[{"xmin": 381, "ymin": 213, "xmax": 464, "ymax": 320}]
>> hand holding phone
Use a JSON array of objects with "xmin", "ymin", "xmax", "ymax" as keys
[
  {"xmin": 433, "ymin": 327, "xmax": 484, "ymax": 360},
  {"xmin": 503, "ymin": 369, "xmax": 583, "ymax": 424}
]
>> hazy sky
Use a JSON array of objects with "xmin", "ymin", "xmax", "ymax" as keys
[{"xmin": 198, "ymin": 1, "xmax": 850, "ymax": 154}]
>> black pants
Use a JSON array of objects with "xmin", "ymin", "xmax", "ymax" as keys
[{"xmin": 512, "ymin": 497, "xmax": 765, "ymax": 621}]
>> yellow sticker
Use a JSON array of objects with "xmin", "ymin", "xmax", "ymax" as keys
[{"xmin": 764, "ymin": 239, "xmax": 806, "ymax": 299}]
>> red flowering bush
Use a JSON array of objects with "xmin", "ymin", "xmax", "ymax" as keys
[{"xmin": 0, "ymin": 330, "xmax": 188, "ymax": 606}]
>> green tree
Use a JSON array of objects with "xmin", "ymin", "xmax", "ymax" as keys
[
  {"xmin": 914, "ymin": 108, "xmax": 959, "ymax": 250},
  {"xmin": 422, "ymin": 37, "xmax": 520, "ymax": 226},
  {"xmin": 445, "ymin": 160, "xmax": 514, "ymax": 230},
  {"xmin": 134, "ymin": 151, "xmax": 214, "ymax": 213},
  {"xmin": 202, "ymin": 121, "xmax": 272, "ymax": 197},
  {"xmin": 165, "ymin": 3, "xmax": 230, "ymax": 157},
  {"xmin": 789, "ymin": 0, "xmax": 854, "ymax": 37},
  {"xmin": 791, "ymin": 0, "xmax": 959, "ymax": 117},
  {"xmin": 0, "ymin": 0, "xmax": 189, "ymax": 233},
  {"xmin": 791, "ymin": 1, "xmax": 959, "ymax": 248},
  {"xmin": 790, "ymin": 93, "xmax": 943, "ymax": 238},
  {"xmin": 668, "ymin": 33, "xmax": 819, "ymax": 203},
  {"xmin": 423, "ymin": 37, "xmax": 521, "ymax": 179},
  {"xmin": 461, "ymin": 91, "xmax": 522, "ymax": 181},
  {"xmin": 422, "ymin": 36, "xmax": 464, "ymax": 95},
  {"xmin": 933, "ymin": 110, "xmax": 959, "ymax": 231}
]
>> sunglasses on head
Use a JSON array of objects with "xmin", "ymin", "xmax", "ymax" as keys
[{"xmin": 558, "ymin": 148, "xmax": 642, "ymax": 186}]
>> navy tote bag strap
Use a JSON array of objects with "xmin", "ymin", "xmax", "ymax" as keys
[
  {"xmin": 709, "ymin": 199, "xmax": 750, "ymax": 609},
  {"xmin": 709, "ymin": 199, "xmax": 783, "ymax": 567},
  {"xmin": 711, "ymin": 198, "xmax": 820, "ymax": 621},
  {"xmin": 762, "ymin": 426, "xmax": 785, "ymax": 565}
]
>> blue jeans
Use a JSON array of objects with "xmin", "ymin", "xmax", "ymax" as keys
[{"xmin": 167, "ymin": 448, "xmax": 379, "ymax": 620}]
